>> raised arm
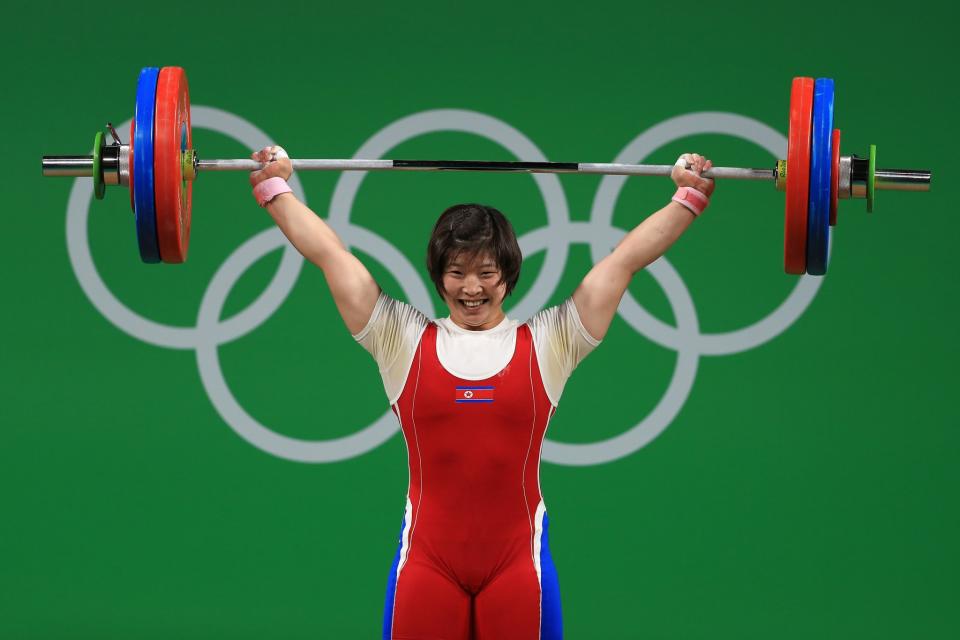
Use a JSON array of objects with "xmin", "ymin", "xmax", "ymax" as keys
[
  {"xmin": 249, "ymin": 146, "xmax": 380, "ymax": 335},
  {"xmin": 572, "ymin": 154, "xmax": 715, "ymax": 341}
]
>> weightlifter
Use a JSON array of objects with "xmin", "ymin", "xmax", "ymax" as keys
[{"xmin": 248, "ymin": 145, "xmax": 714, "ymax": 640}]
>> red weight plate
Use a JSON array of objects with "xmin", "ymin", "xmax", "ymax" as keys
[
  {"xmin": 154, "ymin": 66, "xmax": 193, "ymax": 263},
  {"xmin": 830, "ymin": 128, "xmax": 840, "ymax": 226},
  {"xmin": 784, "ymin": 77, "xmax": 814, "ymax": 274}
]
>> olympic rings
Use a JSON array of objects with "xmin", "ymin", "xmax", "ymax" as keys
[{"xmin": 66, "ymin": 106, "xmax": 828, "ymax": 465}]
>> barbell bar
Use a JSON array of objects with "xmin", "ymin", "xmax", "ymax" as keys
[
  {"xmin": 41, "ymin": 153, "xmax": 930, "ymax": 187},
  {"xmin": 41, "ymin": 66, "xmax": 932, "ymax": 273}
]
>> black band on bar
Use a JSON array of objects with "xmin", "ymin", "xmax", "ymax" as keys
[{"xmin": 392, "ymin": 160, "xmax": 580, "ymax": 172}]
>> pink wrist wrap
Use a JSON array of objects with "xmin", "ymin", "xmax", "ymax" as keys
[
  {"xmin": 671, "ymin": 186, "xmax": 709, "ymax": 217},
  {"xmin": 253, "ymin": 177, "xmax": 293, "ymax": 207}
]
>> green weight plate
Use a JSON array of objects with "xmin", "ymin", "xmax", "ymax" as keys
[
  {"xmin": 92, "ymin": 131, "xmax": 105, "ymax": 200},
  {"xmin": 867, "ymin": 144, "xmax": 876, "ymax": 213}
]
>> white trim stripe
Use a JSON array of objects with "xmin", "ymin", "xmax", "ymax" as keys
[
  {"xmin": 398, "ymin": 497, "xmax": 414, "ymax": 571},
  {"xmin": 386, "ymin": 496, "xmax": 413, "ymax": 640},
  {"xmin": 391, "ymin": 405, "xmax": 412, "ymax": 574},
  {"xmin": 534, "ymin": 500, "xmax": 547, "ymax": 640},
  {"xmin": 533, "ymin": 500, "xmax": 546, "ymax": 585}
]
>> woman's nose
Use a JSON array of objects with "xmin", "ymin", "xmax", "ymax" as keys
[{"xmin": 462, "ymin": 276, "xmax": 483, "ymax": 295}]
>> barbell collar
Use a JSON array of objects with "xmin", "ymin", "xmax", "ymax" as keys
[
  {"xmin": 102, "ymin": 144, "xmax": 121, "ymax": 186},
  {"xmin": 839, "ymin": 156, "xmax": 853, "ymax": 199}
]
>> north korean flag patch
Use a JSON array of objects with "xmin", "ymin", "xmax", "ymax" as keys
[{"xmin": 455, "ymin": 386, "xmax": 494, "ymax": 403}]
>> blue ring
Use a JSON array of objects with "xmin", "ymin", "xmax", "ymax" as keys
[
  {"xmin": 806, "ymin": 77, "xmax": 834, "ymax": 275},
  {"xmin": 134, "ymin": 67, "xmax": 161, "ymax": 263}
]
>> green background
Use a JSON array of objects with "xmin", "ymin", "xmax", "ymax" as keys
[{"xmin": 3, "ymin": 1, "xmax": 957, "ymax": 637}]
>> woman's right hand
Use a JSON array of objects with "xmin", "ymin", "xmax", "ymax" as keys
[
  {"xmin": 249, "ymin": 145, "xmax": 293, "ymax": 186},
  {"xmin": 670, "ymin": 152, "xmax": 715, "ymax": 198}
]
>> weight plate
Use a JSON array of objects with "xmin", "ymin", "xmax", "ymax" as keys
[
  {"xmin": 806, "ymin": 77, "xmax": 834, "ymax": 276},
  {"xmin": 784, "ymin": 77, "xmax": 814, "ymax": 274},
  {"xmin": 134, "ymin": 67, "xmax": 161, "ymax": 263},
  {"xmin": 154, "ymin": 66, "xmax": 192, "ymax": 263},
  {"xmin": 867, "ymin": 144, "xmax": 876, "ymax": 213},
  {"xmin": 830, "ymin": 128, "xmax": 840, "ymax": 226},
  {"xmin": 92, "ymin": 131, "xmax": 105, "ymax": 200}
]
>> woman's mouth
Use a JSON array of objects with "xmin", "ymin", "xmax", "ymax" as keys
[{"xmin": 460, "ymin": 299, "xmax": 488, "ymax": 310}]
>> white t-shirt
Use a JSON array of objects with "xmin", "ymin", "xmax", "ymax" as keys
[{"xmin": 352, "ymin": 292, "xmax": 601, "ymax": 407}]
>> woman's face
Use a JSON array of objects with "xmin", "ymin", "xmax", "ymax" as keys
[{"xmin": 441, "ymin": 252, "xmax": 508, "ymax": 331}]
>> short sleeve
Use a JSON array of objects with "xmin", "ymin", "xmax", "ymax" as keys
[
  {"xmin": 352, "ymin": 292, "xmax": 430, "ymax": 405},
  {"xmin": 527, "ymin": 298, "xmax": 602, "ymax": 406}
]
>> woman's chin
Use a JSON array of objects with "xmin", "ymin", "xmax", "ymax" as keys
[{"xmin": 449, "ymin": 305, "xmax": 504, "ymax": 330}]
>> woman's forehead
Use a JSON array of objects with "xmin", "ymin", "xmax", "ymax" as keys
[{"xmin": 446, "ymin": 251, "xmax": 498, "ymax": 268}]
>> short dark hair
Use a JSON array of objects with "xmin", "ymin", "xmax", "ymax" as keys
[{"xmin": 426, "ymin": 203, "xmax": 523, "ymax": 299}]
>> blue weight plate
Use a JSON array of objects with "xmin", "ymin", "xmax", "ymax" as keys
[
  {"xmin": 806, "ymin": 77, "xmax": 834, "ymax": 275},
  {"xmin": 134, "ymin": 67, "xmax": 161, "ymax": 263}
]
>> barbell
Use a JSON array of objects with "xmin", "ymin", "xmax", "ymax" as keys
[{"xmin": 41, "ymin": 67, "xmax": 932, "ymax": 275}]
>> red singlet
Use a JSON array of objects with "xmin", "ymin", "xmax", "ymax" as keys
[{"xmin": 384, "ymin": 322, "xmax": 561, "ymax": 640}]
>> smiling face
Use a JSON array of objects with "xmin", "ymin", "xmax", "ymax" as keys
[
  {"xmin": 442, "ymin": 252, "xmax": 508, "ymax": 331},
  {"xmin": 426, "ymin": 204, "xmax": 523, "ymax": 330}
]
